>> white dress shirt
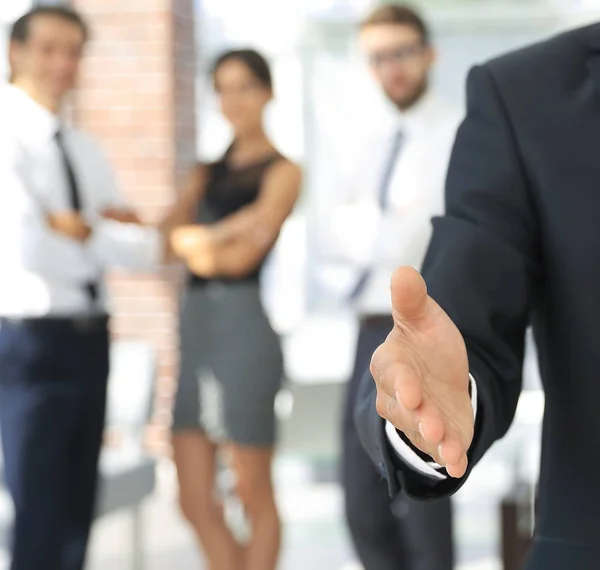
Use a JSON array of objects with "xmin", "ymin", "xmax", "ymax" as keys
[
  {"xmin": 325, "ymin": 91, "xmax": 473, "ymax": 477},
  {"xmin": 0, "ymin": 84, "xmax": 160, "ymax": 317},
  {"xmin": 326, "ymin": 90, "xmax": 462, "ymax": 315}
]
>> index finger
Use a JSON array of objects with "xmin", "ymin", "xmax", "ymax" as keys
[{"xmin": 371, "ymin": 343, "xmax": 423, "ymax": 411}]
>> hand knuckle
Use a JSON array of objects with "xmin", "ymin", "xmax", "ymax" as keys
[
  {"xmin": 370, "ymin": 355, "xmax": 382, "ymax": 383},
  {"xmin": 370, "ymin": 343, "xmax": 391, "ymax": 380},
  {"xmin": 370, "ymin": 344, "xmax": 383, "ymax": 367},
  {"xmin": 375, "ymin": 396, "xmax": 388, "ymax": 420}
]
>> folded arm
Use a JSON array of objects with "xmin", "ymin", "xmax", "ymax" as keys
[
  {"xmin": 0, "ymin": 138, "xmax": 88, "ymax": 280},
  {"xmin": 159, "ymin": 165, "xmax": 208, "ymax": 264},
  {"xmin": 183, "ymin": 160, "xmax": 302, "ymax": 279},
  {"xmin": 370, "ymin": 204, "xmax": 439, "ymax": 269},
  {"xmin": 87, "ymin": 220, "xmax": 162, "ymax": 272},
  {"xmin": 86, "ymin": 149, "xmax": 172, "ymax": 272}
]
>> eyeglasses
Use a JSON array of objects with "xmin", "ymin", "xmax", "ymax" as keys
[
  {"xmin": 216, "ymin": 82, "xmax": 265, "ymax": 97},
  {"xmin": 367, "ymin": 43, "xmax": 427, "ymax": 69}
]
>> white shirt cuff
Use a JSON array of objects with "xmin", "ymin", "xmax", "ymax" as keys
[
  {"xmin": 385, "ymin": 373, "xmax": 477, "ymax": 481},
  {"xmin": 88, "ymin": 219, "xmax": 162, "ymax": 272}
]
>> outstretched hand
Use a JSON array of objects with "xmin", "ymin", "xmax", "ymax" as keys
[{"xmin": 371, "ymin": 266, "xmax": 474, "ymax": 478}]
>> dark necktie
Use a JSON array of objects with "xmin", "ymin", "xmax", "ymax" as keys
[
  {"xmin": 55, "ymin": 130, "xmax": 83, "ymax": 211},
  {"xmin": 54, "ymin": 129, "xmax": 99, "ymax": 305},
  {"xmin": 350, "ymin": 129, "xmax": 405, "ymax": 301}
]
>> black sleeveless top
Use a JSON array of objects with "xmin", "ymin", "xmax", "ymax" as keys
[{"xmin": 188, "ymin": 147, "xmax": 283, "ymax": 287}]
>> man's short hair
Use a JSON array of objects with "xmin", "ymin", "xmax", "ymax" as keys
[
  {"xmin": 10, "ymin": 6, "xmax": 89, "ymax": 44},
  {"xmin": 360, "ymin": 3, "xmax": 430, "ymax": 45}
]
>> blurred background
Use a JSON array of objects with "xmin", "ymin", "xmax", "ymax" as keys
[{"xmin": 1, "ymin": 0, "xmax": 599, "ymax": 569}]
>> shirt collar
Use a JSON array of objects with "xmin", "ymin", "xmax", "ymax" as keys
[
  {"xmin": 390, "ymin": 89, "xmax": 439, "ymax": 137},
  {"xmin": 2, "ymin": 83, "xmax": 61, "ymax": 142}
]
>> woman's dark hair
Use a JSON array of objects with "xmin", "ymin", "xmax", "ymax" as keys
[
  {"xmin": 10, "ymin": 6, "xmax": 89, "ymax": 44},
  {"xmin": 212, "ymin": 49, "xmax": 273, "ymax": 91}
]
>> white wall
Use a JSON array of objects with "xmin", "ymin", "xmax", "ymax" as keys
[{"xmin": 0, "ymin": 1, "xmax": 33, "ymax": 81}]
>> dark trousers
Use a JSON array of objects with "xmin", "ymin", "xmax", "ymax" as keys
[
  {"xmin": 0, "ymin": 317, "xmax": 109, "ymax": 570},
  {"xmin": 342, "ymin": 317, "xmax": 454, "ymax": 570}
]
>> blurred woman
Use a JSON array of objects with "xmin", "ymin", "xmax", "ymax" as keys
[{"xmin": 163, "ymin": 49, "xmax": 302, "ymax": 570}]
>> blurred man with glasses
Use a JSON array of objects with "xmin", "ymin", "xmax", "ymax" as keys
[{"xmin": 329, "ymin": 5, "xmax": 461, "ymax": 569}]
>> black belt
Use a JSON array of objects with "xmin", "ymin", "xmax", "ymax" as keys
[
  {"xmin": 361, "ymin": 315, "xmax": 394, "ymax": 329},
  {"xmin": 188, "ymin": 275, "xmax": 260, "ymax": 288},
  {"xmin": 0, "ymin": 314, "xmax": 109, "ymax": 333}
]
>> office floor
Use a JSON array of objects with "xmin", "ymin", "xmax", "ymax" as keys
[
  {"xmin": 1, "ymin": 317, "xmax": 541, "ymax": 569},
  {"xmin": 86, "ymin": 460, "xmax": 502, "ymax": 570},
  {"xmin": 86, "ymin": 367, "xmax": 541, "ymax": 570}
]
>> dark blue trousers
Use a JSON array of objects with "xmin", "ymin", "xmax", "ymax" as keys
[
  {"xmin": 342, "ymin": 317, "xmax": 454, "ymax": 570},
  {"xmin": 0, "ymin": 317, "xmax": 109, "ymax": 570}
]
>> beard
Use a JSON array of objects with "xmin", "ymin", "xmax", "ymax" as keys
[{"xmin": 385, "ymin": 77, "xmax": 429, "ymax": 112}]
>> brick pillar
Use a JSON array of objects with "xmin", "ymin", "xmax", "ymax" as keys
[{"xmin": 72, "ymin": 0, "xmax": 197, "ymax": 453}]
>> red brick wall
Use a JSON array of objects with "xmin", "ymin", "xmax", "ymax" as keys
[{"xmin": 72, "ymin": 0, "xmax": 198, "ymax": 453}]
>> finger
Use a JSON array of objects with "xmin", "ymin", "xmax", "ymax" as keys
[
  {"xmin": 395, "ymin": 365, "xmax": 422, "ymax": 411},
  {"xmin": 379, "ymin": 395, "xmax": 447, "ymax": 463},
  {"xmin": 379, "ymin": 391, "xmax": 437, "ymax": 447},
  {"xmin": 400, "ymin": 404, "xmax": 470, "ymax": 471},
  {"xmin": 390, "ymin": 266, "xmax": 428, "ymax": 325},
  {"xmin": 372, "ymin": 349, "xmax": 423, "ymax": 411},
  {"xmin": 414, "ymin": 399, "xmax": 445, "ymax": 445},
  {"xmin": 445, "ymin": 454, "xmax": 468, "ymax": 479},
  {"xmin": 386, "ymin": 340, "xmax": 423, "ymax": 411},
  {"xmin": 439, "ymin": 437, "xmax": 465, "ymax": 468},
  {"xmin": 376, "ymin": 392, "xmax": 419, "ymax": 437}
]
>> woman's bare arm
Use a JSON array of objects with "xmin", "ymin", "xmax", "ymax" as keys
[
  {"xmin": 160, "ymin": 164, "xmax": 207, "ymax": 263},
  {"xmin": 187, "ymin": 160, "xmax": 302, "ymax": 278}
]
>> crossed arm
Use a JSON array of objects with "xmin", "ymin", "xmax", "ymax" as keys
[{"xmin": 170, "ymin": 160, "xmax": 302, "ymax": 279}]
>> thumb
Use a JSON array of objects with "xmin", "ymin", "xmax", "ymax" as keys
[{"xmin": 391, "ymin": 266, "xmax": 429, "ymax": 324}]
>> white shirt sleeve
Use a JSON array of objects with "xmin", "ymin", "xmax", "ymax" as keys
[
  {"xmin": 385, "ymin": 374, "xmax": 478, "ymax": 480},
  {"xmin": 323, "ymin": 201, "xmax": 381, "ymax": 266},
  {"xmin": 319, "ymin": 130, "xmax": 385, "ymax": 268},
  {"xmin": 85, "ymin": 143, "xmax": 163, "ymax": 272},
  {"xmin": 0, "ymin": 136, "xmax": 93, "ymax": 282},
  {"xmin": 370, "ymin": 206, "xmax": 434, "ymax": 268},
  {"xmin": 87, "ymin": 219, "xmax": 162, "ymax": 272}
]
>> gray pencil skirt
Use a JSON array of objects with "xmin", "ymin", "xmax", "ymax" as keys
[{"xmin": 172, "ymin": 281, "xmax": 284, "ymax": 447}]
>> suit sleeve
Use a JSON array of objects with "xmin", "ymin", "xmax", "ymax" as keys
[{"xmin": 354, "ymin": 64, "xmax": 541, "ymax": 500}]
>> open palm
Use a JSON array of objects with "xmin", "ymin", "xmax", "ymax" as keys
[{"xmin": 371, "ymin": 266, "xmax": 474, "ymax": 477}]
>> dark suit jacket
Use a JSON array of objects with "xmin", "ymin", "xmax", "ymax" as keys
[{"xmin": 356, "ymin": 23, "xmax": 600, "ymax": 570}]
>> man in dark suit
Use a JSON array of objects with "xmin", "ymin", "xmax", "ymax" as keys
[{"xmin": 355, "ymin": 22, "xmax": 600, "ymax": 570}]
